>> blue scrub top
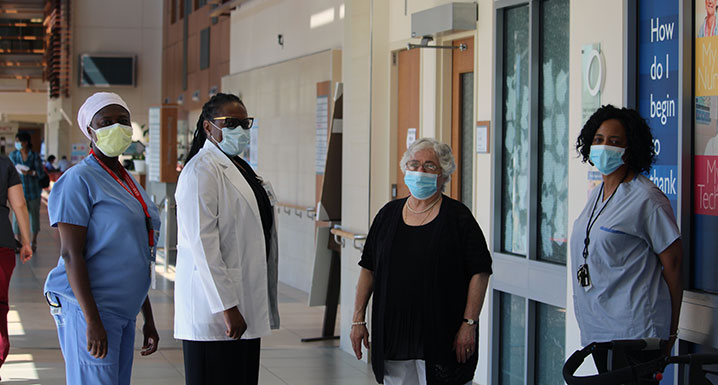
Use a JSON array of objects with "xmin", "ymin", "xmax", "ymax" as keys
[
  {"xmin": 570, "ymin": 174, "xmax": 680, "ymax": 346},
  {"xmin": 44, "ymin": 156, "xmax": 161, "ymax": 320}
]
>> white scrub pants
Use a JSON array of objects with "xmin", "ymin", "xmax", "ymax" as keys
[
  {"xmin": 383, "ymin": 360, "xmax": 473, "ymax": 385},
  {"xmin": 51, "ymin": 299, "xmax": 136, "ymax": 385}
]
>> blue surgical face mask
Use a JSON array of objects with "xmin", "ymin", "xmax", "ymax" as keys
[
  {"xmin": 404, "ymin": 171, "xmax": 439, "ymax": 200},
  {"xmin": 14, "ymin": 141, "xmax": 22, "ymax": 151},
  {"xmin": 210, "ymin": 121, "xmax": 250, "ymax": 156},
  {"xmin": 589, "ymin": 145, "xmax": 626, "ymax": 175}
]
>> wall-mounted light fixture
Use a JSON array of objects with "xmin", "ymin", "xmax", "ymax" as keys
[{"xmin": 407, "ymin": 35, "xmax": 466, "ymax": 51}]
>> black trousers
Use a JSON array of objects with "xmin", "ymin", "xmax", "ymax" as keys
[
  {"xmin": 593, "ymin": 347, "xmax": 663, "ymax": 385},
  {"xmin": 182, "ymin": 338, "xmax": 261, "ymax": 385}
]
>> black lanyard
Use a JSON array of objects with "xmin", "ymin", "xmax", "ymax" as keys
[{"xmin": 582, "ymin": 171, "xmax": 629, "ymax": 262}]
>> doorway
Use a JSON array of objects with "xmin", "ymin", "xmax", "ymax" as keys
[
  {"xmin": 450, "ymin": 36, "xmax": 475, "ymax": 208},
  {"xmin": 396, "ymin": 48, "xmax": 420, "ymax": 199}
]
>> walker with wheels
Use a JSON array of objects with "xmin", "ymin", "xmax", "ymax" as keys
[{"xmin": 563, "ymin": 338, "xmax": 718, "ymax": 384}]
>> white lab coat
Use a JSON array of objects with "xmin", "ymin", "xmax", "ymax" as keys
[{"xmin": 174, "ymin": 141, "xmax": 279, "ymax": 341}]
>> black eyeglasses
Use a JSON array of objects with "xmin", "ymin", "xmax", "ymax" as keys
[
  {"xmin": 406, "ymin": 160, "xmax": 440, "ymax": 172},
  {"xmin": 213, "ymin": 116, "xmax": 254, "ymax": 130}
]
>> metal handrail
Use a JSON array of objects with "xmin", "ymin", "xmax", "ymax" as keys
[
  {"xmin": 330, "ymin": 227, "xmax": 367, "ymax": 252},
  {"xmin": 276, "ymin": 202, "xmax": 317, "ymax": 221}
]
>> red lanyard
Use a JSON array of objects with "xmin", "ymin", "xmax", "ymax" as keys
[{"xmin": 90, "ymin": 149, "xmax": 154, "ymax": 247}]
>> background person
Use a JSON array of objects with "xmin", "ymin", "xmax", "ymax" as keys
[
  {"xmin": 9, "ymin": 132, "xmax": 45, "ymax": 253},
  {"xmin": 571, "ymin": 105, "xmax": 682, "ymax": 384},
  {"xmin": 351, "ymin": 138, "xmax": 492, "ymax": 385},
  {"xmin": 44, "ymin": 92, "xmax": 161, "ymax": 385},
  {"xmin": 174, "ymin": 93, "xmax": 279, "ymax": 385},
  {"xmin": 57, "ymin": 155, "xmax": 70, "ymax": 173},
  {"xmin": 44, "ymin": 155, "xmax": 57, "ymax": 171},
  {"xmin": 0, "ymin": 154, "xmax": 32, "ymax": 377}
]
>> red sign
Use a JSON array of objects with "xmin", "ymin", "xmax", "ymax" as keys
[{"xmin": 695, "ymin": 155, "xmax": 718, "ymax": 215}]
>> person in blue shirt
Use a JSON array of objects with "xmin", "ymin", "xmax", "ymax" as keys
[
  {"xmin": 571, "ymin": 105, "xmax": 682, "ymax": 384},
  {"xmin": 45, "ymin": 155, "xmax": 58, "ymax": 172},
  {"xmin": 44, "ymin": 92, "xmax": 161, "ymax": 385},
  {"xmin": 9, "ymin": 131, "xmax": 46, "ymax": 253}
]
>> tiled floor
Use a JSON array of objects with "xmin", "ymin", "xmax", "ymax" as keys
[{"xmin": 0, "ymin": 206, "xmax": 376, "ymax": 384}]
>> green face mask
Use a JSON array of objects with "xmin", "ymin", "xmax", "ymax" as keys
[{"xmin": 92, "ymin": 123, "xmax": 133, "ymax": 157}]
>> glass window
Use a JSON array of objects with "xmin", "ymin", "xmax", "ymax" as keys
[
  {"xmin": 171, "ymin": 0, "xmax": 177, "ymax": 24},
  {"xmin": 200, "ymin": 27, "xmax": 210, "ymax": 70},
  {"xmin": 499, "ymin": 291, "xmax": 526, "ymax": 385},
  {"xmin": 538, "ymin": 0, "xmax": 569, "ymax": 264},
  {"xmin": 461, "ymin": 72, "xmax": 475, "ymax": 209},
  {"xmin": 501, "ymin": 5, "xmax": 530, "ymax": 256},
  {"xmin": 535, "ymin": 302, "xmax": 566, "ymax": 384}
]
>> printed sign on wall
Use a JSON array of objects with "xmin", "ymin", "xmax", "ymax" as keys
[{"xmin": 638, "ymin": 0, "xmax": 679, "ymax": 214}]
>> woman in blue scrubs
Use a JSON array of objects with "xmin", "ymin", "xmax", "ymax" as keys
[
  {"xmin": 44, "ymin": 92, "xmax": 161, "ymax": 385},
  {"xmin": 571, "ymin": 105, "xmax": 682, "ymax": 384}
]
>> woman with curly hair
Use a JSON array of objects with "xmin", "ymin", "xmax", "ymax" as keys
[{"xmin": 571, "ymin": 105, "xmax": 682, "ymax": 383}]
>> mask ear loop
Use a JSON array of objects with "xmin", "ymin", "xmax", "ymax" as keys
[{"xmin": 206, "ymin": 120, "xmax": 224, "ymax": 148}]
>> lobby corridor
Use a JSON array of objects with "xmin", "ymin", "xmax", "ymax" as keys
[{"xmin": 0, "ymin": 205, "xmax": 375, "ymax": 385}]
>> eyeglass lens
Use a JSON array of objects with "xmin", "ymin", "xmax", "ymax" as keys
[
  {"xmin": 214, "ymin": 117, "xmax": 254, "ymax": 130},
  {"xmin": 406, "ymin": 160, "xmax": 438, "ymax": 172}
]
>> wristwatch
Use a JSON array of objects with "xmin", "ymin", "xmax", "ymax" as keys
[{"xmin": 463, "ymin": 318, "xmax": 477, "ymax": 326}]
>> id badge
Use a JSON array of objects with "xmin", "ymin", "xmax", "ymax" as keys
[
  {"xmin": 262, "ymin": 180, "xmax": 277, "ymax": 207},
  {"xmin": 577, "ymin": 264, "xmax": 592, "ymax": 292}
]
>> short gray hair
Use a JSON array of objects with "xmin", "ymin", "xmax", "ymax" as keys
[{"xmin": 399, "ymin": 137, "xmax": 456, "ymax": 187}]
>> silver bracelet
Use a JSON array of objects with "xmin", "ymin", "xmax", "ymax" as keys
[{"xmin": 351, "ymin": 321, "xmax": 367, "ymax": 326}]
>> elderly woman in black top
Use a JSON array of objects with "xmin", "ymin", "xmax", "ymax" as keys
[{"xmin": 350, "ymin": 138, "xmax": 492, "ymax": 385}]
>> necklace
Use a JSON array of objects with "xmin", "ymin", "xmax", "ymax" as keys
[
  {"xmin": 406, "ymin": 195, "xmax": 442, "ymax": 214},
  {"xmin": 403, "ymin": 198, "xmax": 440, "ymax": 226}
]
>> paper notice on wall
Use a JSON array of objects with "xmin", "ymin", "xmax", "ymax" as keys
[
  {"xmin": 332, "ymin": 118, "xmax": 343, "ymax": 133},
  {"xmin": 316, "ymin": 96, "xmax": 329, "ymax": 174},
  {"xmin": 148, "ymin": 107, "xmax": 161, "ymax": 182},
  {"xmin": 407, "ymin": 128, "xmax": 417, "ymax": 149},
  {"xmin": 71, "ymin": 143, "xmax": 89, "ymax": 164},
  {"xmin": 475, "ymin": 124, "xmax": 489, "ymax": 153}
]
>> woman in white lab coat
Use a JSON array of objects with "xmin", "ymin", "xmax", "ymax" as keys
[{"xmin": 174, "ymin": 93, "xmax": 279, "ymax": 385}]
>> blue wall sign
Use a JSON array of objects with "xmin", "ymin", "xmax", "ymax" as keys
[{"xmin": 638, "ymin": 0, "xmax": 679, "ymax": 216}]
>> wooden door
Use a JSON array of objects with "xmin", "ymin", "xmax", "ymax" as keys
[
  {"xmin": 396, "ymin": 48, "xmax": 420, "ymax": 199},
  {"xmin": 450, "ymin": 37, "xmax": 475, "ymax": 207}
]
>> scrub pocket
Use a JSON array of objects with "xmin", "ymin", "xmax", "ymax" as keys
[
  {"xmin": 65, "ymin": 304, "xmax": 123, "ymax": 367},
  {"xmin": 46, "ymin": 292, "xmax": 64, "ymax": 327}
]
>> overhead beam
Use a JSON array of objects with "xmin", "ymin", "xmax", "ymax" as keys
[
  {"xmin": 0, "ymin": 36, "xmax": 41, "ymax": 40},
  {"xmin": 0, "ymin": 22, "xmax": 43, "ymax": 27},
  {"xmin": 0, "ymin": 88, "xmax": 46, "ymax": 93},
  {"xmin": 0, "ymin": 62, "xmax": 43, "ymax": 68},
  {"xmin": 0, "ymin": 74, "xmax": 42, "ymax": 80},
  {"xmin": 208, "ymin": 0, "xmax": 249, "ymax": 17},
  {"xmin": 0, "ymin": 49, "xmax": 43, "ymax": 54}
]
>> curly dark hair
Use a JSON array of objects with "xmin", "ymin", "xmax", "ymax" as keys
[
  {"xmin": 576, "ymin": 104, "xmax": 655, "ymax": 174},
  {"xmin": 184, "ymin": 93, "xmax": 245, "ymax": 164}
]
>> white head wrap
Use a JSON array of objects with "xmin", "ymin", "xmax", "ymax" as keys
[{"xmin": 76, "ymin": 92, "xmax": 131, "ymax": 140}]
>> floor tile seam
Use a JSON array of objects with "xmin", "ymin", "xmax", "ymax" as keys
[{"xmin": 261, "ymin": 364, "xmax": 290, "ymax": 385}]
